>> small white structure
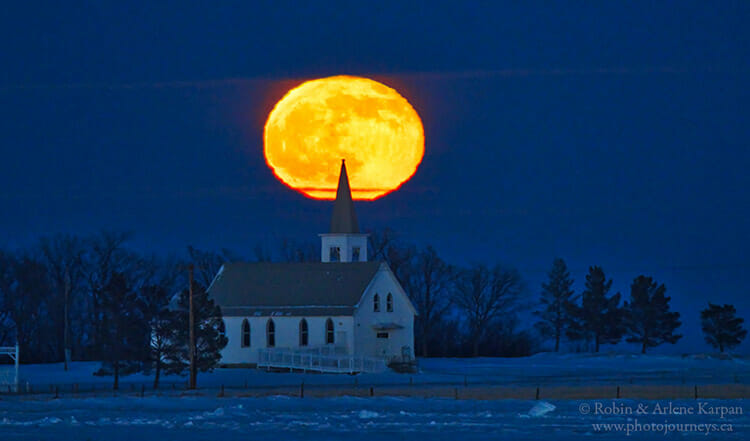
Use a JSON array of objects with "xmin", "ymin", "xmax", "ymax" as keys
[
  {"xmin": 0, "ymin": 344, "xmax": 19, "ymax": 392},
  {"xmin": 209, "ymin": 161, "xmax": 416, "ymax": 372}
]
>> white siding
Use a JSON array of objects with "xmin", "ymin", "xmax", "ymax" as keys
[
  {"xmin": 220, "ymin": 315, "xmax": 354, "ymax": 365},
  {"xmin": 353, "ymin": 266, "xmax": 415, "ymax": 361}
]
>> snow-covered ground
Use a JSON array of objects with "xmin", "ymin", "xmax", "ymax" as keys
[
  {"xmin": 0, "ymin": 396, "xmax": 747, "ymax": 440},
  {"xmin": 3, "ymin": 354, "xmax": 748, "ymax": 439},
  {"xmin": 9, "ymin": 352, "xmax": 750, "ymax": 391}
]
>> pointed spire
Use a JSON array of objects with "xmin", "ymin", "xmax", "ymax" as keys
[{"xmin": 330, "ymin": 159, "xmax": 359, "ymax": 234}]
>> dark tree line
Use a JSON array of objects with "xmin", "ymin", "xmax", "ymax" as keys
[
  {"xmin": 535, "ymin": 258, "xmax": 747, "ymax": 354},
  {"xmin": 0, "ymin": 232, "xmax": 229, "ymax": 388},
  {"xmin": 367, "ymin": 228, "xmax": 533, "ymax": 357},
  {"xmin": 1, "ymin": 231, "xmax": 745, "ymax": 374}
]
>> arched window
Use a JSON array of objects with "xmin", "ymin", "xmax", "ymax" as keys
[
  {"xmin": 325, "ymin": 318, "xmax": 335, "ymax": 344},
  {"xmin": 241, "ymin": 319, "xmax": 250, "ymax": 347},
  {"xmin": 386, "ymin": 293, "xmax": 393, "ymax": 312},
  {"xmin": 299, "ymin": 319, "xmax": 309, "ymax": 347},
  {"xmin": 266, "ymin": 319, "xmax": 275, "ymax": 347},
  {"xmin": 373, "ymin": 293, "xmax": 380, "ymax": 312}
]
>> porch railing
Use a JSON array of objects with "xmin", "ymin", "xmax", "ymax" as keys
[{"xmin": 257, "ymin": 347, "xmax": 387, "ymax": 374}]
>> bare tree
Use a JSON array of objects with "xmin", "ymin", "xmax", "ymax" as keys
[
  {"xmin": 367, "ymin": 228, "xmax": 397, "ymax": 262},
  {"xmin": 279, "ymin": 238, "xmax": 317, "ymax": 262},
  {"xmin": 3, "ymin": 256, "xmax": 52, "ymax": 362},
  {"xmin": 38, "ymin": 234, "xmax": 86, "ymax": 369},
  {"xmin": 409, "ymin": 246, "xmax": 455, "ymax": 357},
  {"xmin": 83, "ymin": 231, "xmax": 134, "ymax": 357},
  {"xmin": 0, "ymin": 249, "xmax": 15, "ymax": 346},
  {"xmin": 186, "ymin": 246, "xmax": 239, "ymax": 288},
  {"xmin": 366, "ymin": 228, "xmax": 416, "ymax": 286},
  {"xmin": 453, "ymin": 264, "xmax": 523, "ymax": 356}
]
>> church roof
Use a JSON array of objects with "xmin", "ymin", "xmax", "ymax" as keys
[
  {"xmin": 329, "ymin": 160, "xmax": 360, "ymax": 234},
  {"xmin": 208, "ymin": 261, "xmax": 381, "ymax": 316}
]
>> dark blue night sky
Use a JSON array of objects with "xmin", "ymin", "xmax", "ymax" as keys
[{"xmin": 1, "ymin": 1, "xmax": 748, "ymax": 352}]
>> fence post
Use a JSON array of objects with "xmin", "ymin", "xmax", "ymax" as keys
[
  {"xmin": 218, "ymin": 384, "xmax": 225, "ymax": 398},
  {"xmin": 694, "ymin": 385, "xmax": 698, "ymax": 399},
  {"xmin": 369, "ymin": 387, "xmax": 374, "ymax": 397},
  {"xmin": 300, "ymin": 382, "xmax": 304, "ymax": 398},
  {"xmin": 140, "ymin": 384, "xmax": 145, "ymax": 398},
  {"xmin": 535, "ymin": 386, "xmax": 540, "ymax": 400},
  {"xmin": 454, "ymin": 387, "xmax": 458, "ymax": 400},
  {"xmin": 54, "ymin": 385, "xmax": 59, "ymax": 399},
  {"xmin": 616, "ymin": 386, "xmax": 620, "ymax": 399}
]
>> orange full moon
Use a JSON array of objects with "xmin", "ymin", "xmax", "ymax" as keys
[{"xmin": 263, "ymin": 75, "xmax": 424, "ymax": 200}]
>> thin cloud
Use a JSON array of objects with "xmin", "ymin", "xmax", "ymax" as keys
[{"xmin": 1, "ymin": 65, "xmax": 744, "ymax": 92}]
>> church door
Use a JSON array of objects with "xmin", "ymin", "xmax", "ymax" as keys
[{"xmin": 375, "ymin": 331, "xmax": 391, "ymax": 358}]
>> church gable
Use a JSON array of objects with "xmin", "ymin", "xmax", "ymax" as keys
[{"xmin": 355, "ymin": 264, "xmax": 417, "ymax": 317}]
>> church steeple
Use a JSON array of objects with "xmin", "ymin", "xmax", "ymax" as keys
[
  {"xmin": 330, "ymin": 159, "xmax": 359, "ymax": 234},
  {"xmin": 319, "ymin": 159, "xmax": 368, "ymax": 263}
]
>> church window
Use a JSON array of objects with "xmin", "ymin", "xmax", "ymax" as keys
[
  {"xmin": 325, "ymin": 318, "xmax": 335, "ymax": 344},
  {"xmin": 266, "ymin": 319, "xmax": 275, "ymax": 347},
  {"xmin": 241, "ymin": 319, "xmax": 250, "ymax": 347},
  {"xmin": 373, "ymin": 293, "xmax": 380, "ymax": 312},
  {"xmin": 299, "ymin": 319, "xmax": 309, "ymax": 346},
  {"xmin": 329, "ymin": 246, "xmax": 340, "ymax": 262},
  {"xmin": 386, "ymin": 293, "xmax": 393, "ymax": 312},
  {"xmin": 352, "ymin": 247, "xmax": 361, "ymax": 261}
]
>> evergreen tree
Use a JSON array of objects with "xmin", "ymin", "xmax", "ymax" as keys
[
  {"xmin": 141, "ymin": 284, "xmax": 177, "ymax": 389},
  {"xmin": 534, "ymin": 258, "xmax": 575, "ymax": 351},
  {"xmin": 566, "ymin": 266, "xmax": 623, "ymax": 352},
  {"xmin": 701, "ymin": 303, "xmax": 747, "ymax": 353},
  {"xmin": 98, "ymin": 272, "xmax": 149, "ymax": 389},
  {"xmin": 623, "ymin": 275, "xmax": 682, "ymax": 353},
  {"xmin": 166, "ymin": 283, "xmax": 227, "ymax": 383}
]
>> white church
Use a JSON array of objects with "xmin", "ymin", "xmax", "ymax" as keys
[{"xmin": 208, "ymin": 161, "xmax": 416, "ymax": 372}]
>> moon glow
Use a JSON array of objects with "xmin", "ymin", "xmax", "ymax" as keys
[{"xmin": 264, "ymin": 75, "xmax": 424, "ymax": 200}]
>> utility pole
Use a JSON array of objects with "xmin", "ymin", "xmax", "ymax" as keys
[{"xmin": 188, "ymin": 264, "xmax": 197, "ymax": 389}]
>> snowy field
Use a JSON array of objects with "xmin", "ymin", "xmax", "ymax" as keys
[
  {"xmin": 2, "ymin": 354, "xmax": 749, "ymax": 439},
  {"xmin": 8, "ymin": 352, "xmax": 750, "ymax": 392},
  {"xmin": 0, "ymin": 396, "xmax": 747, "ymax": 440}
]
